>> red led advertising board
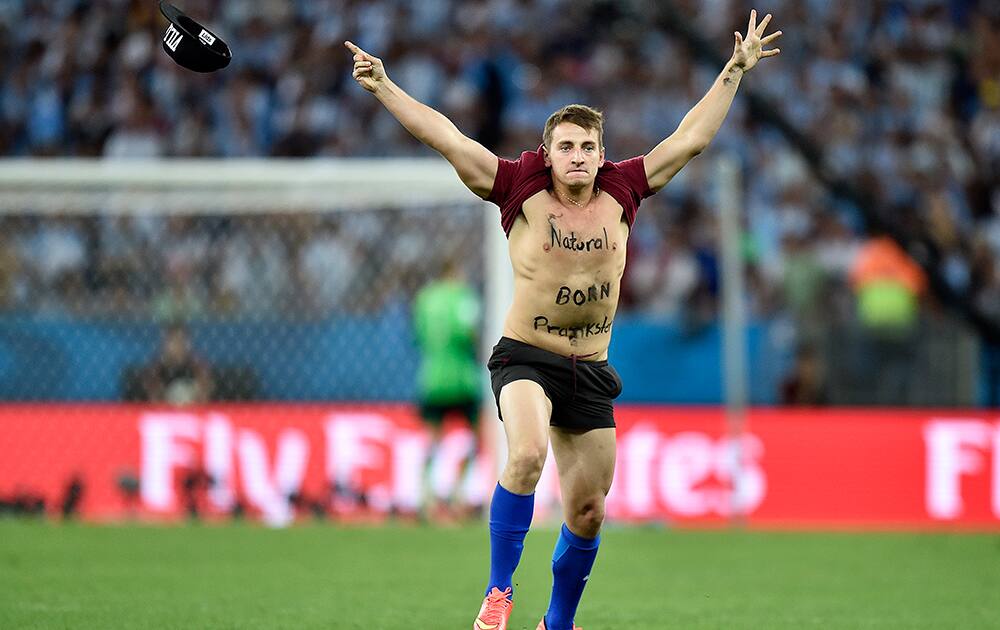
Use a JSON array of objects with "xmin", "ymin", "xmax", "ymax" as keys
[{"xmin": 0, "ymin": 405, "xmax": 997, "ymax": 529}]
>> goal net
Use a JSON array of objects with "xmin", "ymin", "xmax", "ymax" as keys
[
  {"xmin": 0, "ymin": 158, "xmax": 511, "ymax": 524},
  {"xmin": 0, "ymin": 158, "xmax": 510, "ymax": 400}
]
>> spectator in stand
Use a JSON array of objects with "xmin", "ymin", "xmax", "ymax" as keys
[
  {"xmin": 780, "ymin": 344, "xmax": 827, "ymax": 406},
  {"xmin": 849, "ymin": 229, "xmax": 928, "ymax": 404},
  {"xmin": 0, "ymin": 222, "xmax": 23, "ymax": 311},
  {"xmin": 850, "ymin": 230, "xmax": 927, "ymax": 337},
  {"xmin": 140, "ymin": 323, "xmax": 214, "ymax": 405}
]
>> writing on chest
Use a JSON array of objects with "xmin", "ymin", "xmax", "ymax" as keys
[{"xmin": 542, "ymin": 214, "xmax": 620, "ymax": 255}]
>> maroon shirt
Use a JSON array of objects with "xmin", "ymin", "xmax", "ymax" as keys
[{"xmin": 486, "ymin": 145, "xmax": 654, "ymax": 236}]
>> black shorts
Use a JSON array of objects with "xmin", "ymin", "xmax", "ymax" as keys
[
  {"xmin": 419, "ymin": 399, "xmax": 481, "ymax": 427},
  {"xmin": 487, "ymin": 337, "xmax": 622, "ymax": 431}
]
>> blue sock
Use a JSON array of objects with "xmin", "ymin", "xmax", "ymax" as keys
[
  {"xmin": 486, "ymin": 482, "xmax": 534, "ymax": 596},
  {"xmin": 544, "ymin": 523, "xmax": 601, "ymax": 630}
]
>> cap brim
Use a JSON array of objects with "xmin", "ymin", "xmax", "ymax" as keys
[{"xmin": 159, "ymin": 1, "xmax": 184, "ymax": 24}]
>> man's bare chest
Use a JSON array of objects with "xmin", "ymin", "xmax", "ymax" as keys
[{"xmin": 510, "ymin": 190, "xmax": 628, "ymax": 273}]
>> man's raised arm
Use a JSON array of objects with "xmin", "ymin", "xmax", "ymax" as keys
[
  {"xmin": 345, "ymin": 41, "xmax": 498, "ymax": 199},
  {"xmin": 643, "ymin": 10, "xmax": 782, "ymax": 193}
]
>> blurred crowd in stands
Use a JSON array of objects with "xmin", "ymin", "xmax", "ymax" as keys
[
  {"xmin": 0, "ymin": 209, "xmax": 482, "ymax": 318},
  {"xmin": 0, "ymin": 0, "xmax": 998, "ymax": 392}
]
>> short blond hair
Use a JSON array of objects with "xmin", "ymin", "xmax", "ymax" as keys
[{"xmin": 542, "ymin": 104, "xmax": 604, "ymax": 149}]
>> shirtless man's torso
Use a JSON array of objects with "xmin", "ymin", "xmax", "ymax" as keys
[{"xmin": 505, "ymin": 187, "xmax": 627, "ymax": 360}]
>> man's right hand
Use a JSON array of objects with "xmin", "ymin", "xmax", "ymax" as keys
[{"xmin": 345, "ymin": 40, "xmax": 387, "ymax": 93}]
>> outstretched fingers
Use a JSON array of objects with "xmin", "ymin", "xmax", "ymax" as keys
[
  {"xmin": 756, "ymin": 13, "xmax": 772, "ymax": 36},
  {"xmin": 738, "ymin": 10, "xmax": 781, "ymax": 64},
  {"xmin": 760, "ymin": 27, "xmax": 782, "ymax": 57}
]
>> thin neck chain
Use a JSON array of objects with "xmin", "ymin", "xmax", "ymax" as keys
[{"xmin": 559, "ymin": 186, "xmax": 599, "ymax": 208}]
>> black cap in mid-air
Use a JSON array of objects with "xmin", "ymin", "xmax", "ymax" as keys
[{"xmin": 159, "ymin": 1, "xmax": 232, "ymax": 73}]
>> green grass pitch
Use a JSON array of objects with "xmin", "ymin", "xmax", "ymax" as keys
[{"xmin": 1, "ymin": 520, "xmax": 998, "ymax": 629}]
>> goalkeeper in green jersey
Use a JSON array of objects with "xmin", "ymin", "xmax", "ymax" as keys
[{"xmin": 413, "ymin": 258, "xmax": 484, "ymax": 522}]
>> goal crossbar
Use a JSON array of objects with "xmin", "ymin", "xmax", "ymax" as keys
[{"xmin": 0, "ymin": 159, "xmax": 473, "ymax": 214}]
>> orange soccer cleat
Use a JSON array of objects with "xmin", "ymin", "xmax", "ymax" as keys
[
  {"xmin": 536, "ymin": 619, "xmax": 582, "ymax": 630},
  {"xmin": 473, "ymin": 587, "xmax": 514, "ymax": 630}
]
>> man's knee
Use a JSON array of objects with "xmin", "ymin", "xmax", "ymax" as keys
[
  {"xmin": 566, "ymin": 496, "xmax": 606, "ymax": 537},
  {"xmin": 504, "ymin": 445, "xmax": 547, "ymax": 486}
]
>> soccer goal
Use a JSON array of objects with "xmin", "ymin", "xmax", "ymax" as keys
[
  {"xmin": 0, "ymin": 158, "xmax": 511, "ymax": 395},
  {"xmin": 0, "ymin": 158, "xmax": 511, "ymax": 523}
]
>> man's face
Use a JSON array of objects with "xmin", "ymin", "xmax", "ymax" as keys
[{"xmin": 544, "ymin": 122, "xmax": 605, "ymax": 190}]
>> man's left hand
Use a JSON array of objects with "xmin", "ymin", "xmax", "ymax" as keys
[{"xmin": 732, "ymin": 9, "xmax": 782, "ymax": 72}]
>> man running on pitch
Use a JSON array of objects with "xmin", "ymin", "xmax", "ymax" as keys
[{"xmin": 347, "ymin": 10, "xmax": 780, "ymax": 629}]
